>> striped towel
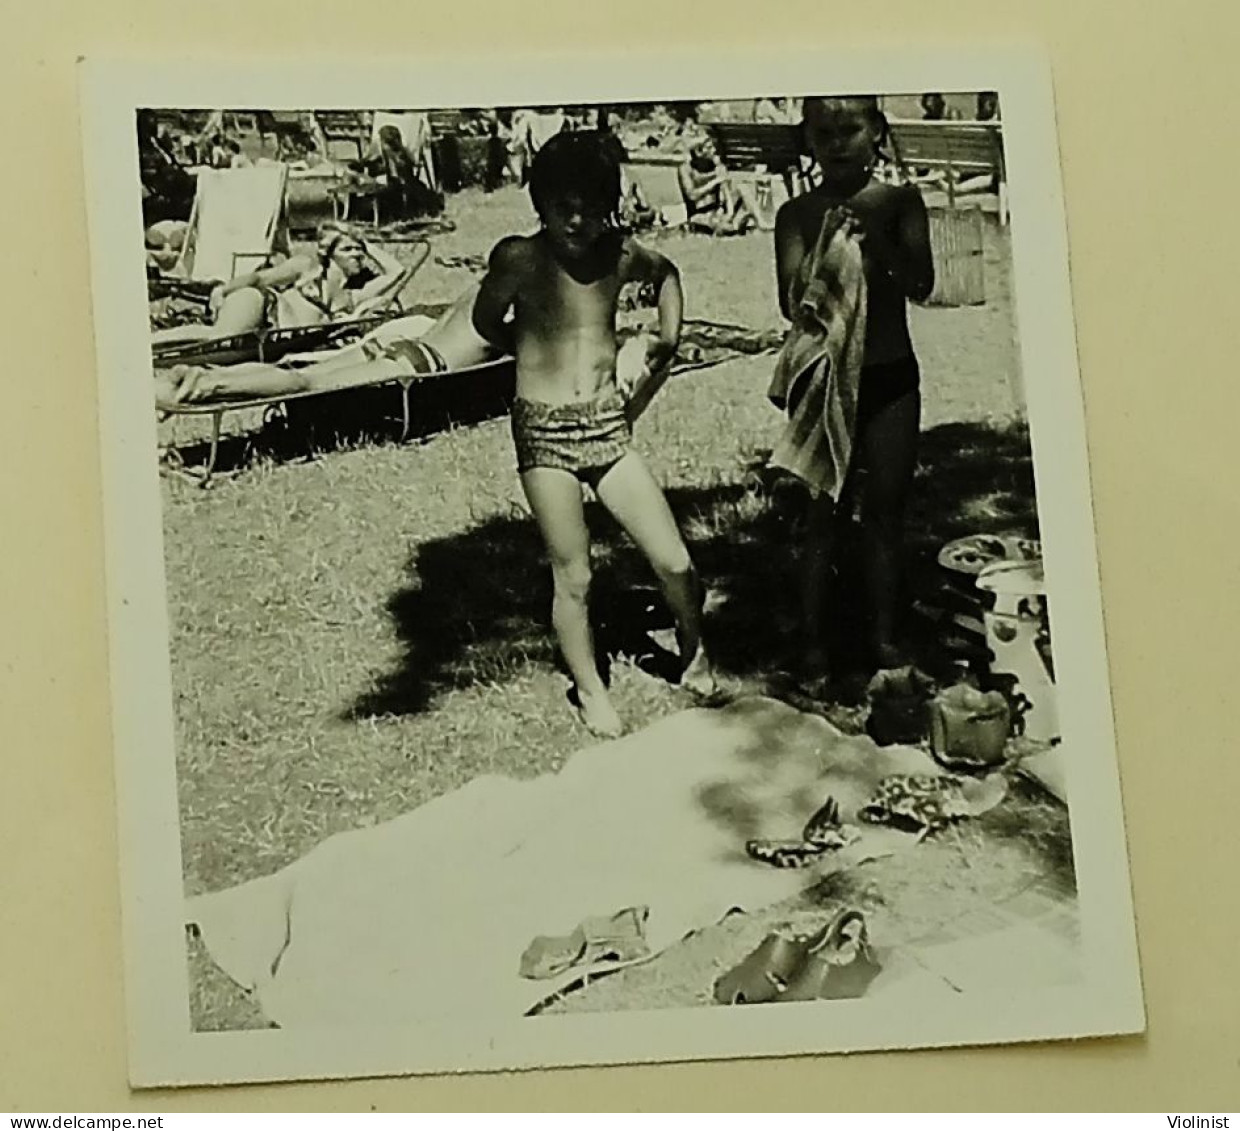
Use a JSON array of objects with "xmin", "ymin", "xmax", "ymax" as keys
[{"xmin": 768, "ymin": 211, "xmax": 868, "ymax": 501}]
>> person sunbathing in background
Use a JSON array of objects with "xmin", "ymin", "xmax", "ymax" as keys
[
  {"xmin": 151, "ymin": 222, "xmax": 418, "ymax": 346},
  {"xmin": 365, "ymin": 125, "xmax": 443, "ymax": 219},
  {"xmin": 154, "ymin": 280, "xmax": 495, "ymax": 408},
  {"xmin": 678, "ymin": 136, "xmax": 757, "ymax": 235},
  {"xmin": 470, "ymin": 129, "xmax": 715, "ymax": 737}
]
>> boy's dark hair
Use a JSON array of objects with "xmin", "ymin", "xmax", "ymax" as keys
[{"xmin": 528, "ymin": 130, "xmax": 622, "ymax": 223}]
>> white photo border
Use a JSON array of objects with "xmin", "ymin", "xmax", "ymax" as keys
[{"xmin": 79, "ymin": 44, "xmax": 1145, "ymax": 1088}]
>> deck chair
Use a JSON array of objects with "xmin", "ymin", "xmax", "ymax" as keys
[
  {"xmin": 175, "ymin": 163, "xmax": 291, "ymax": 283},
  {"xmin": 157, "ymin": 343, "xmax": 515, "ymax": 488},
  {"xmin": 312, "ymin": 111, "xmax": 370, "ymax": 164},
  {"xmin": 151, "ymin": 248, "xmax": 423, "ymax": 370},
  {"xmin": 370, "ymin": 110, "xmax": 437, "ymax": 190},
  {"xmin": 621, "ymin": 158, "xmax": 689, "ymax": 227}
]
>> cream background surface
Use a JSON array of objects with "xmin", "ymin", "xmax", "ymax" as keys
[{"xmin": 3, "ymin": 0, "xmax": 1238, "ymax": 1112}]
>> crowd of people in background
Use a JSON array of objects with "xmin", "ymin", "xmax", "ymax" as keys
[{"xmin": 138, "ymin": 93, "xmax": 1001, "ymax": 232}]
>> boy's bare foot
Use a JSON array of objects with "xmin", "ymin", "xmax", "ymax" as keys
[
  {"xmin": 574, "ymin": 686, "xmax": 625, "ymax": 739},
  {"xmin": 680, "ymin": 647, "xmax": 717, "ymax": 698}
]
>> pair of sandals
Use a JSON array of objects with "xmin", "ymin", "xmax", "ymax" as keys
[{"xmin": 714, "ymin": 908, "xmax": 882, "ymax": 1004}]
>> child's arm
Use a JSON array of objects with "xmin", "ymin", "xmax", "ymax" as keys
[
  {"xmin": 649, "ymin": 248, "xmax": 683, "ymax": 371},
  {"xmin": 624, "ymin": 241, "xmax": 682, "ymax": 368},
  {"xmin": 470, "ymin": 236, "xmax": 524, "ymax": 356},
  {"xmin": 677, "ymin": 165, "xmax": 723, "ymax": 209},
  {"xmin": 773, "ymin": 199, "xmax": 807, "ymax": 320},
  {"xmin": 896, "ymin": 187, "xmax": 935, "ymax": 301},
  {"xmin": 350, "ymin": 241, "xmax": 426, "ymax": 317},
  {"xmin": 621, "ymin": 243, "xmax": 683, "ymax": 420}
]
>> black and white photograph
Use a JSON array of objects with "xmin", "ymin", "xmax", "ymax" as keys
[{"xmin": 80, "ymin": 50, "xmax": 1143, "ymax": 1086}]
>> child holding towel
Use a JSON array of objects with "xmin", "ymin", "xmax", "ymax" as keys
[{"xmin": 770, "ymin": 96, "xmax": 934, "ymax": 687}]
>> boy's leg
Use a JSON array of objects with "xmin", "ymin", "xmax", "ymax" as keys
[
  {"xmin": 855, "ymin": 388, "xmax": 921, "ymax": 668},
  {"xmin": 595, "ymin": 453, "xmax": 715, "ymax": 695},
  {"xmin": 520, "ymin": 466, "xmax": 623, "ymax": 738}
]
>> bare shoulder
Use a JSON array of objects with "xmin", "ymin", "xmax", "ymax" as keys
[
  {"xmin": 861, "ymin": 180, "xmax": 926, "ymax": 216},
  {"xmin": 487, "ymin": 233, "xmax": 538, "ymax": 275},
  {"xmin": 893, "ymin": 181, "xmax": 928, "ymax": 212},
  {"xmin": 776, "ymin": 192, "xmax": 816, "ymax": 229},
  {"xmin": 775, "ymin": 191, "xmax": 828, "ymax": 242}
]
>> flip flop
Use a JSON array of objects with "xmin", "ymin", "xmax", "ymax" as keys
[
  {"xmin": 713, "ymin": 909, "xmax": 880, "ymax": 1005},
  {"xmin": 780, "ymin": 910, "xmax": 883, "ymax": 1002},
  {"xmin": 712, "ymin": 927, "xmax": 811, "ymax": 1004},
  {"xmin": 745, "ymin": 796, "xmax": 857, "ymax": 869},
  {"xmin": 519, "ymin": 907, "xmax": 651, "ymax": 980}
]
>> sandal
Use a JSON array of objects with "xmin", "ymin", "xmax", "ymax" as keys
[
  {"xmin": 780, "ymin": 910, "xmax": 883, "ymax": 1002},
  {"xmin": 712, "ymin": 927, "xmax": 812, "ymax": 1004},
  {"xmin": 520, "ymin": 906, "xmax": 651, "ymax": 980},
  {"xmin": 713, "ymin": 909, "xmax": 881, "ymax": 1005}
]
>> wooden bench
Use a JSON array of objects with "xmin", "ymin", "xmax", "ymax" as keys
[
  {"xmin": 704, "ymin": 122, "xmax": 811, "ymax": 195},
  {"xmin": 886, "ymin": 119, "xmax": 1007, "ymax": 222}
]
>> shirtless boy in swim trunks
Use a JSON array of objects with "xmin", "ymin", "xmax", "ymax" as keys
[{"xmin": 471, "ymin": 129, "xmax": 715, "ymax": 737}]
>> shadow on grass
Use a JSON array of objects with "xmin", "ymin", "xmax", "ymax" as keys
[{"xmin": 349, "ymin": 416, "xmax": 1041, "ymax": 719}]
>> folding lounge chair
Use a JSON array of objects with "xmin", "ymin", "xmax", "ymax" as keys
[
  {"xmin": 621, "ymin": 157, "xmax": 690, "ymax": 228},
  {"xmin": 158, "ymin": 344, "xmax": 515, "ymax": 488},
  {"xmin": 174, "ymin": 163, "xmax": 291, "ymax": 283},
  {"xmin": 370, "ymin": 110, "xmax": 437, "ymax": 190},
  {"xmin": 151, "ymin": 235, "xmax": 424, "ymax": 370}
]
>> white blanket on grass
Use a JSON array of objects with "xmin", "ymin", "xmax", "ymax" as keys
[{"xmin": 186, "ymin": 696, "xmax": 941, "ymax": 1029}]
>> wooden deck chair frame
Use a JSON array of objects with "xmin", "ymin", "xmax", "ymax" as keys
[
  {"xmin": 312, "ymin": 111, "xmax": 370, "ymax": 165},
  {"xmin": 371, "ymin": 110, "xmax": 438, "ymax": 191},
  {"xmin": 174, "ymin": 164, "xmax": 291, "ymax": 283}
]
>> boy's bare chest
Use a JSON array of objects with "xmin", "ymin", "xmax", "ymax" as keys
[{"xmin": 522, "ymin": 258, "xmax": 624, "ymax": 322}]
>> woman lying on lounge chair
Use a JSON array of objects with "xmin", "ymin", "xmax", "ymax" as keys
[
  {"xmin": 151, "ymin": 222, "xmax": 421, "ymax": 345},
  {"xmin": 155, "ymin": 281, "xmax": 498, "ymax": 409}
]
